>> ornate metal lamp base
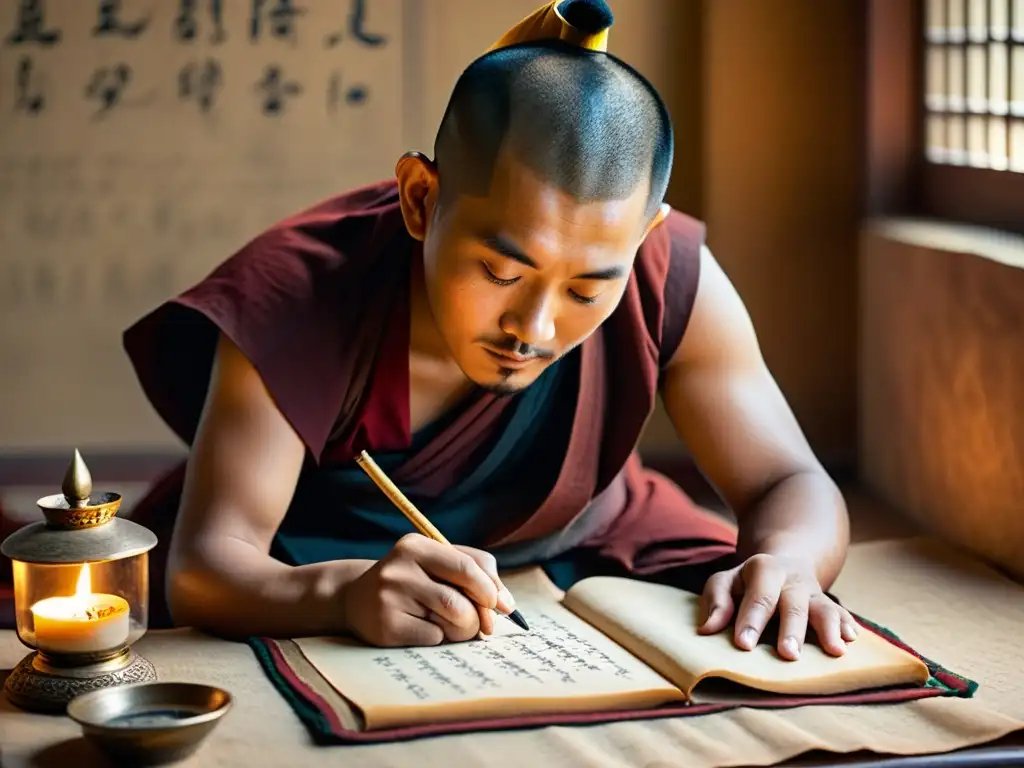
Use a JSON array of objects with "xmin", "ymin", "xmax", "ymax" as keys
[{"xmin": 4, "ymin": 648, "xmax": 157, "ymax": 714}]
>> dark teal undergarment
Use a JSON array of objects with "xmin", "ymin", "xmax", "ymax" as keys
[{"xmin": 271, "ymin": 348, "xmax": 579, "ymax": 570}]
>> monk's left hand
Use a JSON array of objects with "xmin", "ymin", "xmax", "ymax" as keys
[{"xmin": 697, "ymin": 553, "xmax": 859, "ymax": 661}]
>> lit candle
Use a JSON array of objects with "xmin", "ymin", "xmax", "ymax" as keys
[{"xmin": 30, "ymin": 563, "xmax": 130, "ymax": 655}]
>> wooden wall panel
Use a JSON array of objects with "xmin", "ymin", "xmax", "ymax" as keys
[{"xmin": 860, "ymin": 221, "xmax": 1024, "ymax": 580}]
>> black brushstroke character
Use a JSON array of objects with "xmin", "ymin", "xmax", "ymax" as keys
[
  {"xmin": 179, "ymin": 58, "xmax": 223, "ymax": 113},
  {"xmin": 5, "ymin": 0, "xmax": 61, "ymax": 47},
  {"xmin": 14, "ymin": 56, "xmax": 45, "ymax": 114},
  {"xmin": 254, "ymin": 65, "xmax": 301, "ymax": 115},
  {"xmin": 326, "ymin": 73, "xmax": 368, "ymax": 113},
  {"xmin": 92, "ymin": 0, "xmax": 150, "ymax": 39},
  {"xmin": 84, "ymin": 64, "xmax": 132, "ymax": 117},
  {"xmin": 325, "ymin": 0, "xmax": 387, "ymax": 47},
  {"xmin": 174, "ymin": 0, "xmax": 227, "ymax": 44},
  {"xmin": 249, "ymin": 0, "xmax": 306, "ymax": 44}
]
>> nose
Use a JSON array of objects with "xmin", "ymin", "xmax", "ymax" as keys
[{"xmin": 500, "ymin": 286, "xmax": 556, "ymax": 348}]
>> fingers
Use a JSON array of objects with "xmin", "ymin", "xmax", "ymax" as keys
[
  {"xmin": 425, "ymin": 606, "xmax": 487, "ymax": 644},
  {"xmin": 809, "ymin": 598, "xmax": 858, "ymax": 657},
  {"xmin": 377, "ymin": 612, "xmax": 446, "ymax": 647},
  {"xmin": 733, "ymin": 556, "xmax": 787, "ymax": 650},
  {"xmin": 401, "ymin": 575, "xmax": 482, "ymax": 639},
  {"xmin": 697, "ymin": 554, "xmax": 862, "ymax": 661},
  {"xmin": 698, "ymin": 570, "xmax": 737, "ymax": 635},
  {"xmin": 397, "ymin": 535, "xmax": 499, "ymax": 610},
  {"xmin": 457, "ymin": 545, "xmax": 516, "ymax": 616},
  {"xmin": 476, "ymin": 603, "xmax": 495, "ymax": 637},
  {"xmin": 841, "ymin": 611, "xmax": 860, "ymax": 643},
  {"xmin": 775, "ymin": 583, "xmax": 811, "ymax": 660}
]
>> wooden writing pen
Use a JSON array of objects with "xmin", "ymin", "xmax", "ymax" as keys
[{"xmin": 355, "ymin": 450, "xmax": 530, "ymax": 632}]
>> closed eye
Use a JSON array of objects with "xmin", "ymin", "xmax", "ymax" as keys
[
  {"xmin": 482, "ymin": 262, "xmax": 519, "ymax": 287},
  {"xmin": 569, "ymin": 289, "xmax": 599, "ymax": 305},
  {"xmin": 483, "ymin": 261, "xmax": 600, "ymax": 304}
]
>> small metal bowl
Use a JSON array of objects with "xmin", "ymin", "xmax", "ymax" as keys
[{"xmin": 66, "ymin": 681, "xmax": 232, "ymax": 765}]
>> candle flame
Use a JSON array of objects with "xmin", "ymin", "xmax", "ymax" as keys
[{"xmin": 75, "ymin": 563, "xmax": 92, "ymax": 597}]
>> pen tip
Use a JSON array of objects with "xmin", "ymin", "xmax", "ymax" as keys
[{"xmin": 507, "ymin": 609, "xmax": 529, "ymax": 632}]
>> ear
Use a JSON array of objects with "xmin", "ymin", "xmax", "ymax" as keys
[
  {"xmin": 395, "ymin": 151, "xmax": 439, "ymax": 241},
  {"xmin": 641, "ymin": 203, "xmax": 671, "ymax": 240}
]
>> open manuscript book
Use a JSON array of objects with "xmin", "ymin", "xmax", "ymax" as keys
[{"xmin": 291, "ymin": 567, "xmax": 931, "ymax": 732}]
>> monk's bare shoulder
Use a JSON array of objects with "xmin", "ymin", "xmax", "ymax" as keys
[
  {"xmin": 172, "ymin": 332, "xmax": 306, "ymax": 556},
  {"xmin": 659, "ymin": 243, "xmax": 822, "ymax": 512},
  {"xmin": 669, "ymin": 244, "xmax": 762, "ymax": 372}
]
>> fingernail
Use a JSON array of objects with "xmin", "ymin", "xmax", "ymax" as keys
[
  {"xmin": 739, "ymin": 628, "xmax": 757, "ymax": 649},
  {"xmin": 781, "ymin": 636, "xmax": 800, "ymax": 659},
  {"xmin": 842, "ymin": 622, "xmax": 858, "ymax": 641},
  {"xmin": 497, "ymin": 587, "xmax": 515, "ymax": 614}
]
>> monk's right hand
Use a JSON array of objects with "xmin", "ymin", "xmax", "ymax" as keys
[{"xmin": 341, "ymin": 533, "xmax": 517, "ymax": 647}]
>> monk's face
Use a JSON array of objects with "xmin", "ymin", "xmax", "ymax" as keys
[{"xmin": 399, "ymin": 151, "xmax": 659, "ymax": 394}]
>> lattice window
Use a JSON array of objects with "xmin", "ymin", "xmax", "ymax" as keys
[{"xmin": 924, "ymin": 0, "xmax": 1024, "ymax": 171}]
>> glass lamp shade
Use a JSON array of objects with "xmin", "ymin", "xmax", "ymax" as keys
[
  {"xmin": 1, "ymin": 492, "xmax": 158, "ymax": 661},
  {"xmin": 11, "ymin": 555, "xmax": 150, "ymax": 657}
]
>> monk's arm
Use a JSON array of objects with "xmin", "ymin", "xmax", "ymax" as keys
[
  {"xmin": 165, "ymin": 333, "xmax": 373, "ymax": 639},
  {"xmin": 659, "ymin": 246, "xmax": 849, "ymax": 590}
]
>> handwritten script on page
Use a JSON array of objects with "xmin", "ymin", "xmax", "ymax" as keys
[{"xmin": 293, "ymin": 584, "xmax": 685, "ymax": 728}]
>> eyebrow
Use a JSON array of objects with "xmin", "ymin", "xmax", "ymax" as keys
[{"xmin": 479, "ymin": 234, "xmax": 627, "ymax": 282}]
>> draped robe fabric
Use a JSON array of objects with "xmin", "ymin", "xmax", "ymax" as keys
[{"xmin": 122, "ymin": 180, "xmax": 738, "ymax": 627}]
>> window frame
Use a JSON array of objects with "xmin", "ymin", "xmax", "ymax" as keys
[
  {"xmin": 866, "ymin": 0, "xmax": 1024, "ymax": 234},
  {"xmin": 922, "ymin": 164, "xmax": 1024, "ymax": 231}
]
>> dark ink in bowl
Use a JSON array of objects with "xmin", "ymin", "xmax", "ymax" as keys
[
  {"xmin": 67, "ymin": 682, "xmax": 232, "ymax": 765},
  {"xmin": 106, "ymin": 707, "xmax": 211, "ymax": 728}
]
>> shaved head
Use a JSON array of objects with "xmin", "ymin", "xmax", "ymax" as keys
[
  {"xmin": 395, "ymin": 31, "xmax": 676, "ymax": 397},
  {"xmin": 433, "ymin": 40, "xmax": 673, "ymax": 219}
]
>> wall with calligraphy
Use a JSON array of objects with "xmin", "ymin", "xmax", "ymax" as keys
[
  {"xmin": 0, "ymin": 0, "xmax": 408, "ymax": 451},
  {"xmin": 0, "ymin": 0, "xmax": 690, "ymax": 455}
]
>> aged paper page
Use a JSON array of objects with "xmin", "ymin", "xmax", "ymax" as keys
[
  {"xmin": 563, "ymin": 575, "xmax": 932, "ymax": 697},
  {"xmin": 293, "ymin": 569, "xmax": 686, "ymax": 730}
]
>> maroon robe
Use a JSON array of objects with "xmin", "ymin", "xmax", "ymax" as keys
[{"xmin": 122, "ymin": 180, "xmax": 737, "ymax": 626}]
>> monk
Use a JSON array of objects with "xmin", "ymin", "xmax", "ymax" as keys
[{"xmin": 122, "ymin": 0, "xmax": 855, "ymax": 662}]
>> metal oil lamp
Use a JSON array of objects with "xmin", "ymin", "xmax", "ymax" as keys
[{"xmin": 1, "ymin": 450, "xmax": 159, "ymax": 713}]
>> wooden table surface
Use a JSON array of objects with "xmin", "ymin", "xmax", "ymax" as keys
[
  {"xmin": 3, "ymin": 626, "xmax": 1022, "ymax": 768},
  {"xmin": 2, "ymin": 493, "xmax": 1022, "ymax": 768}
]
